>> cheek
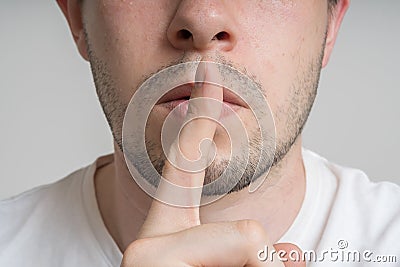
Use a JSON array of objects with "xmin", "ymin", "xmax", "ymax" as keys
[
  {"xmin": 84, "ymin": 0, "xmax": 172, "ymax": 102},
  {"xmin": 231, "ymin": 1, "xmax": 327, "ymax": 114}
]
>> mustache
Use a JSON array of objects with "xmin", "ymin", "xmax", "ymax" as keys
[{"xmin": 135, "ymin": 53, "xmax": 259, "ymax": 96}]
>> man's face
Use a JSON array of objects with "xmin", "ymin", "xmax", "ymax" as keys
[{"xmin": 80, "ymin": 0, "xmax": 331, "ymax": 194}]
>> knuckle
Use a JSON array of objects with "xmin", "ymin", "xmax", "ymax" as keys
[
  {"xmin": 121, "ymin": 239, "xmax": 151, "ymax": 266},
  {"xmin": 235, "ymin": 219, "xmax": 268, "ymax": 245}
]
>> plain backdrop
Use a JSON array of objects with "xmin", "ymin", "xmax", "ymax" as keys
[{"xmin": 0, "ymin": 1, "xmax": 399, "ymax": 200}]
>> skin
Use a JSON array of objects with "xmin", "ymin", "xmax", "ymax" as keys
[{"xmin": 57, "ymin": 0, "xmax": 349, "ymax": 265}]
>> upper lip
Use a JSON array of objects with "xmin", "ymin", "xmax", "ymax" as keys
[{"xmin": 156, "ymin": 83, "xmax": 249, "ymax": 108}]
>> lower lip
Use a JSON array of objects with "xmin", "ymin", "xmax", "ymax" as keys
[{"xmin": 157, "ymin": 99, "xmax": 242, "ymax": 119}]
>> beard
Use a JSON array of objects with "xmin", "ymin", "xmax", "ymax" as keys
[
  {"xmin": 85, "ymin": 29, "xmax": 325, "ymax": 196},
  {"xmin": 142, "ymin": 130, "xmax": 275, "ymax": 196}
]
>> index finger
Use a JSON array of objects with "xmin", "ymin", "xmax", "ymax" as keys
[{"xmin": 138, "ymin": 61, "xmax": 223, "ymax": 238}]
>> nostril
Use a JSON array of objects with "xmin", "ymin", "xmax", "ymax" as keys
[
  {"xmin": 177, "ymin": 29, "xmax": 192, "ymax": 40},
  {"xmin": 214, "ymin": 31, "xmax": 230, "ymax": 41}
]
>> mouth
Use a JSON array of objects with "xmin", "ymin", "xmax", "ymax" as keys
[{"xmin": 156, "ymin": 83, "xmax": 249, "ymax": 118}]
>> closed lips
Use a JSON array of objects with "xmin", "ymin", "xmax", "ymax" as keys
[{"xmin": 156, "ymin": 83, "xmax": 249, "ymax": 109}]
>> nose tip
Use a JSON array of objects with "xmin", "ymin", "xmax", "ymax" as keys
[{"xmin": 167, "ymin": 1, "xmax": 237, "ymax": 52}]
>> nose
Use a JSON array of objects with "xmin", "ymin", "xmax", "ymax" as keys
[{"xmin": 167, "ymin": 0, "xmax": 237, "ymax": 52}]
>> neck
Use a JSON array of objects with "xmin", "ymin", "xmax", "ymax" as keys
[{"xmin": 95, "ymin": 137, "xmax": 306, "ymax": 252}]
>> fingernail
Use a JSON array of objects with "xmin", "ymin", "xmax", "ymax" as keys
[{"xmin": 195, "ymin": 61, "xmax": 207, "ymax": 89}]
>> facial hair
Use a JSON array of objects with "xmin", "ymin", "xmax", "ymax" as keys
[{"xmin": 85, "ymin": 28, "xmax": 325, "ymax": 196}]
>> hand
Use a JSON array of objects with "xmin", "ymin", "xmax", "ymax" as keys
[{"xmin": 121, "ymin": 62, "xmax": 305, "ymax": 267}]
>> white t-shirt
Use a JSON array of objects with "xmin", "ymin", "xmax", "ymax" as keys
[{"xmin": 0, "ymin": 149, "xmax": 399, "ymax": 266}]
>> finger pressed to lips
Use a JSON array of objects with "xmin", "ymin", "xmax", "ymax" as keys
[{"xmin": 137, "ymin": 62, "xmax": 224, "ymax": 239}]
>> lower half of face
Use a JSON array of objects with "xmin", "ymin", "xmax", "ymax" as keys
[
  {"xmin": 84, "ymin": 1, "xmax": 328, "ymax": 195},
  {"xmin": 90, "ymin": 52, "xmax": 323, "ymax": 196}
]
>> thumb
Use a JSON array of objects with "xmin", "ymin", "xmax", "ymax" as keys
[{"xmin": 273, "ymin": 243, "xmax": 306, "ymax": 267}]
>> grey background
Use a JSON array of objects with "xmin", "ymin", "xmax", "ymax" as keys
[{"xmin": 0, "ymin": 1, "xmax": 399, "ymax": 199}]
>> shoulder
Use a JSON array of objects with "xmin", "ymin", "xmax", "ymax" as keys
[
  {"xmin": 0, "ymin": 154, "xmax": 121, "ymax": 267},
  {"xmin": 323, "ymin": 153, "xmax": 400, "ymax": 215},
  {"xmin": 0, "ymin": 165, "xmax": 89, "ymax": 229},
  {"xmin": 304, "ymin": 149, "xmax": 400, "ymax": 207},
  {"xmin": 0, "ymin": 166, "xmax": 93, "ymax": 265},
  {"xmin": 305, "ymin": 149, "xmax": 400, "ymax": 254},
  {"xmin": 0, "ymin": 166, "xmax": 89, "ymax": 218}
]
